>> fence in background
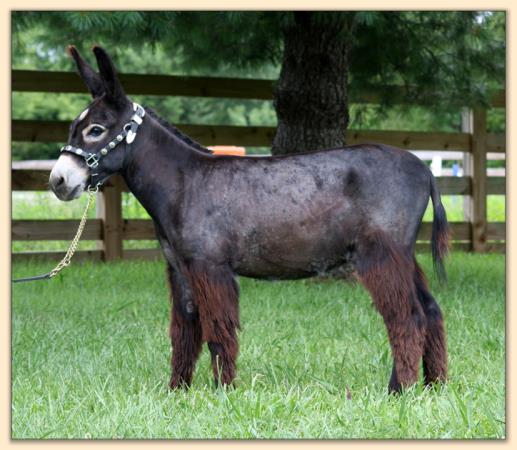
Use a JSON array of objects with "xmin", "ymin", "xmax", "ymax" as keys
[{"xmin": 11, "ymin": 70, "xmax": 506, "ymax": 262}]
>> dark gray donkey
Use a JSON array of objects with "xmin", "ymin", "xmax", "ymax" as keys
[{"xmin": 49, "ymin": 46, "xmax": 449, "ymax": 393}]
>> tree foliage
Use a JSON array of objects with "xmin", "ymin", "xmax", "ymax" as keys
[
  {"xmin": 13, "ymin": 11, "xmax": 505, "ymax": 106},
  {"xmin": 11, "ymin": 11, "xmax": 505, "ymax": 158}
]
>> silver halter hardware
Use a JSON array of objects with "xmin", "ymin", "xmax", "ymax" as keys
[{"xmin": 60, "ymin": 102, "xmax": 145, "ymax": 172}]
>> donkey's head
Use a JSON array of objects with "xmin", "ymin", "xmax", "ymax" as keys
[{"xmin": 49, "ymin": 46, "xmax": 141, "ymax": 200}]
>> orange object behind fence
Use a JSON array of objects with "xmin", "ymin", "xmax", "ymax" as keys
[{"xmin": 208, "ymin": 146, "xmax": 246, "ymax": 156}]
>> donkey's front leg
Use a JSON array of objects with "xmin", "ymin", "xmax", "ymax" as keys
[
  {"xmin": 166, "ymin": 264, "xmax": 203, "ymax": 389},
  {"xmin": 187, "ymin": 261, "xmax": 240, "ymax": 387}
]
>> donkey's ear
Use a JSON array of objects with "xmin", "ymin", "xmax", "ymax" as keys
[
  {"xmin": 67, "ymin": 45, "xmax": 104, "ymax": 98},
  {"xmin": 92, "ymin": 46, "xmax": 128, "ymax": 109}
]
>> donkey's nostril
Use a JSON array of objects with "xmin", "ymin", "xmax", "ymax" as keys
[{"xmin": 50, "ymin": 173, "xmax": 66, "ymax": 192}]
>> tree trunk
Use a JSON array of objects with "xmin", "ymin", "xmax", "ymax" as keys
[{"xmin": 272, "ymin": 13, "xmax": 353, "ymax": 155}]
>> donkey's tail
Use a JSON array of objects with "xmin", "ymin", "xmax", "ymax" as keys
[{"xmin": 430, "ymin": 174, "xmax": 450, "ymax": 283}]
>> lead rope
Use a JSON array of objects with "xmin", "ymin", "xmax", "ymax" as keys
[{"xmin": 12, "ymin": 184, "xmax": 99, "ymax": 283}]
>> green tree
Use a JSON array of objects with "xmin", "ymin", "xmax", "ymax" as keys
[{"xmin": 12, "ymin": 11, "xmax": 505, "ymax": 155}]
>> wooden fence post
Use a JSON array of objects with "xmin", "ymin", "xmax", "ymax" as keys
[
  {"xmin": 462, "ymin": 107, "xmax": 488, "ymax": 252},
  {"xmin": 96, "ymin": 176, "xmax": 123, "ymax": 261}
]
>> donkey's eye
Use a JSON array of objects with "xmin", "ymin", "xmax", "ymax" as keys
[
  {"xmin": 88, "ymin": 126, "xmax": 105, "ymax": 137},
  {"xmin": 82, "ymin": 124, "xmax": 107, "ymax": 143}
]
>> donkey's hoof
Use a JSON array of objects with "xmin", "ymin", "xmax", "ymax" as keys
[
  {"xmin": 213, "ymin": 379, "xmax": 236, "ymax": 390},
  {"xmin": 388, "ymin": 385, "xmax": 402, "ymax": 395},
  {"xmin": 169, "ymin": 378, "xmax": 191, "ymax": 390}
]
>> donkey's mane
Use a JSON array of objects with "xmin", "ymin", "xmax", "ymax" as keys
[{"xmin": 143, "ymin": 106, "xmax": 213, "ymax": 154}]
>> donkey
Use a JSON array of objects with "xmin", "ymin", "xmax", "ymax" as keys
[{"xmin": 49, "ymin": 46, "xmax": 449, "ymax": 393}]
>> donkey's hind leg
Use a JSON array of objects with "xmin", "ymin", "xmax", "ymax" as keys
[
  {"xmin": 414, "ymin": 261, "xmax": 447, "ymax": 385},
  {"xmin": 356, "ymin": 232, "xmax": 426, "ymax": 393},
  {"xmin": 167, "ymin": 264, "xmax": 203, "ymax": 389},
  {"xmin": 187, "ymin": 262, "xmax": 240, "ymax": 387}
]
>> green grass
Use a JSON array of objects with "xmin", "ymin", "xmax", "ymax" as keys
[{"xmin": 11, "ymin": 253, "xmax": 505, "ymax": 439}]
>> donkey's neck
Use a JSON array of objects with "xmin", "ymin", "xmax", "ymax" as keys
[{"xmin": 120, "ymin": 116, "xmax": 208, "ymax": 222}]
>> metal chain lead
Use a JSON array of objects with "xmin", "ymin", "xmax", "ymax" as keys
[
  {"xmin": 47, "ymin": 185, "xmax": 98, "ymax": 278},
  {"xmin": 12, "ymin": 185, "xmax": 99, "ymax": 283}
]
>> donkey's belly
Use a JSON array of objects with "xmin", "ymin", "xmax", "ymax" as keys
[
  {"xmin": 234, "ymin": 253, "xmax": 356, "ymax": 280},
  {"xmin": 232, "ymin": 234, "xmax": 357, "ymax": 280}
]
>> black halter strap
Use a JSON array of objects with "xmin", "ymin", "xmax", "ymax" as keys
[{"xmin": 60, "ymin": 102, "xmax": 145, "ymax": 185}]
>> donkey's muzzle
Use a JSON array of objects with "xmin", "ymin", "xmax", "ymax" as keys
[{"xmin": 49, "ymin": 173, "xmax": 82, "ymax": 201}]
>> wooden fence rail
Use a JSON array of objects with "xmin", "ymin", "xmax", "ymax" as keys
[
  {"xmin": 12, "ymin": 119, "xmax": 506, "ymax": 152},
  {"xmin": 12, "ymin": 70, "xmax": 506, "ymax": 107},
  {"xmin": 11, "ymin": 70, "xmax": 506, "ymax": 261}
]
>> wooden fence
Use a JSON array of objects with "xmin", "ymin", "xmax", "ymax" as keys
[{"xmin": 11, "ymin": 70, "xmax": 506, "ymax": 262}]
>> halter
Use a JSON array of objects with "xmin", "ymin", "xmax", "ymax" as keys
[{"xmin": 60, "ymin": 102, "xmax": 145, "ymax": 186}]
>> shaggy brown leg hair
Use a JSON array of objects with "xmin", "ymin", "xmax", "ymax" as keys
[
  {"xmin": 167, "ymin": 264, "xmax": 203, "ymax": 389},
  {"xmin": 356, "ymin": 231, "xmax": 426, "ymax": 393},
  {"xmin": 186, "ymin": 262, "xmax": 240, "ymax": 387},
  {"xmin": 414, "ymin": 260, "xmax": 448, "ymax": 385}
]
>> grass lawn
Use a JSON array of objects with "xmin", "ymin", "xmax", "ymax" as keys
[{"xmin": 11, "ymin": 253, "xmax": 505, "ymax": 439}]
